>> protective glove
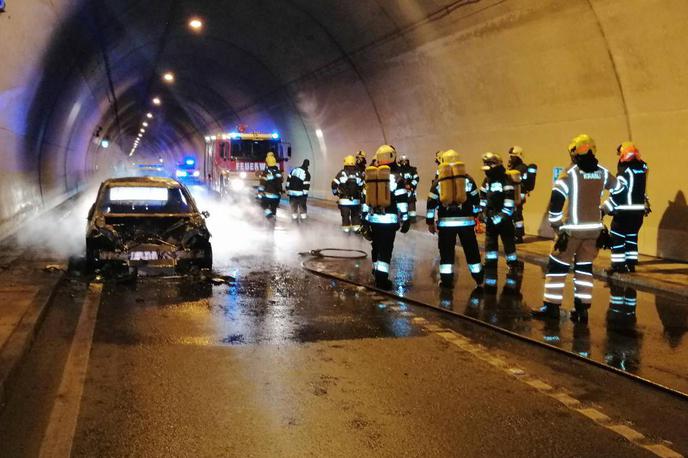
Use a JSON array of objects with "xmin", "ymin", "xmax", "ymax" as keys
[
  {"xmin": 400, "ymin": 220, "xmax": 411, "ymax": 234},
  {"xmin": 427, "ymin": 223, "xmax": 437, "ymax": 234},
  {"xmin": 491, "ymin": 214, "xmax": 503, "ymax": 225},
  {"xmin": 553, "ymin": 231, "xmax": 569, "ymax": 252}
]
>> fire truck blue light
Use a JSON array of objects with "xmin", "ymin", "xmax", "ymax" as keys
[
  {"xmin": 272, "ymin": 132, "xmax": 279, "ymax": 139},
  {"xmin": 185, "ymin": 158, "xmax": 195, "ymax": 166}
]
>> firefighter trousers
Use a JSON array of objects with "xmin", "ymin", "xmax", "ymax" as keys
[
  {"xmin": 339, "ymin": 205, "xmax": 362, "ymax": 232},
  {"xmin": 262, "ymin": 197, "xmax": 280, "ymax": 219},
  {"xmin": 438, "ymin": 226, "xmax": 483, "ymax": 285},
  {"xmin": 408, "ymin": 197, "xmax": 417, "ymax": 220},
  {"xmin": 485, "ymin": 218, "xmax": 517, "ymax": 265},
  {"xmin": 544, "ymin": 234, "xmax": 598, "ymax": 307},
  {"xmin": 610, "ymin": 211, "xmax": 644, "ymax": 267},
  {"xmin": 289, "ymin": 196, "xmax": 308, "ymax": 220},
  {"xmin": 514, "ymin": 203, "xmax": 525, "ymax": 240},
  {"xmin": 371, "ymin": 223, "xmax": 397, "ymax": 282}
]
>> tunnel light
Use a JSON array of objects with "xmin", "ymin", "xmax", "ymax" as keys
[
  {"xmin": 163, "ymin": 72, "xmax": 175, "ymax": 83},
  {"xmin": 271, "ymin": 132, "xmax": 279, "ymax": 139},
  {"xmin": 152, "ymin": 97, "xmax": 162, "ymax": 106},
  {"xmin": 100, "ymin": 138, "xmax": 110, "ymax": 148},
  {"xmin": 147, "ymin": 113, "xmax": 154, "ymax": 119},
  {"xmin": 189, "ymin": 18, "xmax": 203, "ymax": 31},
  {"xmin": 140, "ymin": 128, "xmax": 146, "ymax": 133},
  {"xmin": 142, "ymin": 122, "xmax": 149, "ymax": 127}
]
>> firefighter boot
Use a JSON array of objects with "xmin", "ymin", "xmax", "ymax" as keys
[
  {"xmin": 570, "ymin": 299, "xmax": 590, "ymax": 324},
  {"xmin": 374, "ymin": 271, "xmax": 394, "ymax": 290},
  {"xmin": 532, "ymin": 302, "xmax": 560, "ymax": 320},
  {"xmin": 507, "ymin": 260, "xmax": 524, "ymax": 274}
]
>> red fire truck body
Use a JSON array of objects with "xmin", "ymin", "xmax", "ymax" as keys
[{"xmin": 203, "ymin": 131, "xmax": 290, "ymax": 196}]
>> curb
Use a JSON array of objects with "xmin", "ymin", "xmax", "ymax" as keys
[{"xmin": 0, "ymin": 273, "xmax": 64, "ymax": 411}]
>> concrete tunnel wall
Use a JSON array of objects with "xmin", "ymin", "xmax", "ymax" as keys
[{"xmin": 1, "ymin": 0, "xmax": 687, "ymax": 260}]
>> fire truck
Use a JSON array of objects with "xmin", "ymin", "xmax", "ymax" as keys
[{"xmin": 203, "ymin": 128, "xmax": 291, "ymax": 197}]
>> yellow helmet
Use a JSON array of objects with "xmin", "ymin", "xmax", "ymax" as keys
[
  {"xmin": 617, "ymin": 141, "xmax": 641, "ymax": 162},
  {"xmin": 568, "ymin": 134, "xmax": 597, "ymax": 156},
  {"xmin": 508, "ymin": 146, "xmax": 524, "ymax": 159},
  {"xmin": 266, "ymin": 154, "xmax": 277, "ymax": 167},
  {"xmin": 374, "ymin": 144, "xmax": 396, "ymax": 165},
  {"xmin": 481, "ymin": 152, "xmax": 502, "ymax": 170},
  {"xmin": 441, "ymin": 149, "xmax": 461, "ymax": 164},
  {"xmin": 356, "ymin": 150, "xmax": 366, "ymax": 159},
  {"xmin": 344, "ymin": 155, "xmax": 356, "ymax": 167}
]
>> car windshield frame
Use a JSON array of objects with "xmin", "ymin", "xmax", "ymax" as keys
[{"xmin": 97, "ymin": 183, "xmax": 198, "ymax": 216}]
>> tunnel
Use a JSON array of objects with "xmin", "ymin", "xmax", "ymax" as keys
[{"xmin": 1, "ymin": 0, "xmax": 688, "ymax": 260}]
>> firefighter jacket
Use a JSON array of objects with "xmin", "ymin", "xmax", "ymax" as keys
[
  {"xmin": 399, "ymin": 164, "xmax": 420, "ymax": 199},
  {"xmin": 363, "ymin": 165, "xmax": 409, "ymax": 226},
  {"xmin": 259, "ymin": 166, "xmax": 283, "ymax": 200},
  {"xmin": 603, "ymin": 160, "xmax": 648, "ymax": 213},
  {"xmin": 480, "ymin": 166, "xmax": 516, "ymax": 220},
  {"xmin": 549, "ymin": 163, "xmax": 620, "ymax": 238},
  {"xmin": 331, "ymin": 166, "xmax": 364, "ymax": 206},
  {"xmin": 426, "ymin": 175, "xmax": 481, "ymax": 228},
  {"xmin": 286, "ymin": 166, "xmax": 311, "ymax": 197}
]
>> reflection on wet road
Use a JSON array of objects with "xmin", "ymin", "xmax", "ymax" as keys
[{"xmin": 303, "ymin": 206, "xmax": 688, "ymax": 395}]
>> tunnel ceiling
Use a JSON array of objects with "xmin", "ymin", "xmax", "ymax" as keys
[{"xmin": 34, "ymin": 0, "xmax": 431, "ymax": 160}]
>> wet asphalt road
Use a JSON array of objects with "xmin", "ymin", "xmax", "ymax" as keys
[{"xmin": 0, "ymin": 195, "xmax": 687, "ymax": 456}]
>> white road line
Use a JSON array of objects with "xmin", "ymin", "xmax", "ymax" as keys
[
  {"xmin": 418, "ymin": 321, "xmax": 684, "ymax": 458},
  {"xmin": 39, "ymin": 283, "xmax": 103, "ymax": 458}
]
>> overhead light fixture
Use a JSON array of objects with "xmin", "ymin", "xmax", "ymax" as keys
[
  {"xmin": 142, "ymin": 122, "xmax": 149, "ymax": 127},
  {"xmin": 140, "ymin": 128, "xmax": 146, "ymax": 133},
  {"xmin": 152, "ymin": 97, "xmax": 161, "ymax": 106},
  {"xmin": 147, "ymin": 113, "xmax": 154, "ymax": 119},
  {"xmin": 162, "ymin": 72, "xmax": 175, "ymax": 83},
  {"xmin": 100, "ymin": 138, "xmax": 110, "ymax": 148},
  {"xmin": 189, "ymin": 18, "xmax": 203, "ymax": 31}
]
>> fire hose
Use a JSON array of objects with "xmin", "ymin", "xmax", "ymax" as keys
[{"xmin": 298, "ymin": 248, "xmax": 367, "ymax": 260}]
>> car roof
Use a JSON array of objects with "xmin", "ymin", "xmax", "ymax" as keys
[{"xmin": 102, "ymin": 176, "xmax": 180, "ymax": 188}]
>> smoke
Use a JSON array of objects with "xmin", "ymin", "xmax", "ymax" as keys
[
  {"xmin": 13, "ymin": 182, "xmax": 365, "ymax": 271},
  {"xmin": 14, "ymin": 186, "xmax": 101, "ymax": 260},
  {"xmin": 189, "ymin": 186, "xmax": 368, "ymax": 273}
]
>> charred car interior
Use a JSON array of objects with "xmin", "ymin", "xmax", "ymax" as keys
[{"xmin": 86, "ymin": 177, "xmax": 212, "ymax": 275}]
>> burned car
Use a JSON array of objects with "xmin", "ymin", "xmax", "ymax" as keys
[{"xmin": 86, "ymin": 177, "xmax": 212, "ymax": 273}]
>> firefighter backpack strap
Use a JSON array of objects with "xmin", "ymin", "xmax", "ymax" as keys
[
  {"xmin": 377, "ymin": 165, "xmax": 391, "ymax": 208},
  {"xmin": 451, "ymin": 162, "xmax": 467, "ymax": 204},
  {"xmin": 365, "ymin": 166, "xmax": 379, "ymax": 207}
]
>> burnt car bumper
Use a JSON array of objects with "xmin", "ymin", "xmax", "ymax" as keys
[{"xmin": 98, "ymin": 243, "xmax": 206, "ymax": 267}]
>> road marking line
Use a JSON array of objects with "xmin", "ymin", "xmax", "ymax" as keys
[
  {"xmin": 576, "ymin": 407, "xmax": 611, "ymax": 423},
  {"xmin": 39, "ymin": 283, "xmax": 102, "ymax": 458},
  {"xmin": 526, "ymin": 379, "xmax": 553, "ymax": 391},
  {"xmin": 418, "ymin": 323, "xmax": 685, "ymax": 458},
  {"xmin": 642, "ymin": 444, "xmax": 684, "ymax": 458},
  {"xmin": 606, "ymin": 424, "xmax": 646, "ymax": 442}
]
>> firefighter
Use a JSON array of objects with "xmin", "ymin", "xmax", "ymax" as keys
[
  {"xmin": 399, "ymin": 155, "xmax": 420, "ymax": 222},
  {"xmin": 532, "ymin": 134, "xmax": 621, "ymax": 323},
  {"xmin": 426, "ymin": 150, "xmax": 483, "ymax": 288},
  {"xmin": 507, "ymin": 146, "xmax": 537, "ymax": 244},
  {"xmin": 355, "ymin": 150, "xmax": 367, "ymax": 175},
  {"xmin": 331, "ymin": 155, "xmax": 364, "ymax": 233},
  {"xmin": 479, "ymin": 152, "xmax": 522, "ymax": 272},
  {"xmin": 362, "ymin": 145, "xmax": 410, "ymax": 290},
  {"xmin": 286, "ymin": 159, "xmax": 311, "ymax": 223},
  {"xmin": 603, "ymin": 142, "xmax": 649, "ymax": 273},
  {"xmin": 258, "ymin": 152, "xmax": 283, "ymax": 223}
]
